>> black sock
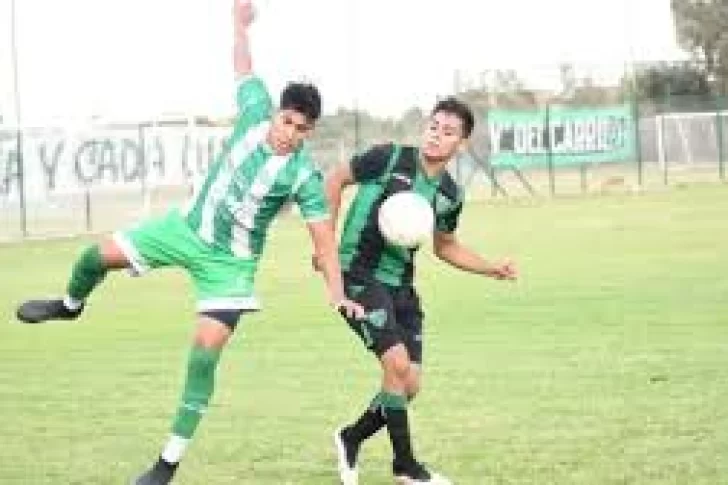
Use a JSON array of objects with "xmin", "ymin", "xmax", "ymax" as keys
[
  {"xmin": 380, "ymin": 392, "xmax": 417, "ymax": 468},
  {"xmin": 344, "ymin": 394, "xmax": 387, "ymax": 444}
]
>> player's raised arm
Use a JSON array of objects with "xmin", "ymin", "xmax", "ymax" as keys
[
  {"xmin": 230, "ymin": 0, "xmax": 273, "ymax": 134},
  {"xmin": 233, "ymin": 0, "xmax": 255, "ymax": 78}
]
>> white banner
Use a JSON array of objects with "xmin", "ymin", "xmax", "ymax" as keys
[{"xmin": 0, "ymin": 126, "xmax": 231, "ymax": 202}]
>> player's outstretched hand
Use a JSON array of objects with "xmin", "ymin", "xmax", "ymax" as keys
[
  {"xmin": 337, "ymin": 298, "xmax": 366, "ymax": 320},
  {"xmin": 486, "ymin": 259, "xmax": 518, "ymax": 281}
]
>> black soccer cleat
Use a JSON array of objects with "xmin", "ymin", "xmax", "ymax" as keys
[
  {"xmin": 133, "ymin": 457, "xmax": 178, "ymax": 485},
  {"xmin": 393, "ymin": 460, "xmax": 451, "ymax": 485},
  {"xmin": 16, "ymin": 298, "xmax": 84, "ymax": 324}
]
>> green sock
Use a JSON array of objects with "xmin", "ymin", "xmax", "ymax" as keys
[
  {"xmin": 66, "ymin": 245, "xmax": 107, "ymax": 300},
  {"xmin": 378, "ymin": 391, "xmax": 407, "ymax": 411},
  {"xmin": 171, "ymin": 346, "xmax": 222, "ymax": 439}
]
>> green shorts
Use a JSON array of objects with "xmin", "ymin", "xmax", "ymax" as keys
[{"xmin": 113, "ymin": 209, "xmax": 260, "ymax": 311}]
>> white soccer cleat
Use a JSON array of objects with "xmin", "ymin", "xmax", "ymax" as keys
[
  {"xmin": 394, "ymin": 473, "xmax": 452, "ymax": 485},
  {"xmin": 394, "ymin": 474, "xmax": 452, "ymax": 485},
  {"xmin": 333, "ymin": 427, "xmax": 359, "ymax": 485}
]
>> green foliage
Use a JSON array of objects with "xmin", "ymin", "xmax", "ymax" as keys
[
  {"xmin": 619, "ymin": 61, "xmax": 715, "ymax": 112},
  {"xmin": 672, "ymin": 0, "xmax": 728, "ymax": 94}
]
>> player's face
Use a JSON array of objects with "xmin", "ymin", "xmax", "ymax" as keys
[
  {"xmin": 421, "ymin": 111, "xmax": 465, "ymax": 162},
  {"xmin": 268, "ymin": 109, "xmax": 314, "ymax": 155}
]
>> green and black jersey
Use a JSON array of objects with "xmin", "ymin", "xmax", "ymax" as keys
[{"xmin": 339, "ymin": 143, "xmax": 464, "ymax": 287}]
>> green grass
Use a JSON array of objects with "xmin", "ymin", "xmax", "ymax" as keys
[{"xmin": 1, "ymin": 185, "xmax": 727, "ymax": 484}]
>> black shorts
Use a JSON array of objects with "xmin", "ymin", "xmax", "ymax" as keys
[{"xmin": 341, "ymin": 272, "xmax": 425, "ymax": 363}]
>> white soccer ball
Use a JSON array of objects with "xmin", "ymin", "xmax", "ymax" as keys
[{"xmin": 378, "ymin": 191, "xmax": 434, "ymax": 248}]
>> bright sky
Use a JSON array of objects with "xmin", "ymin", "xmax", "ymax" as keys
[{"xmin": 0, "ymin": 0, "xmax": 684, "ymax": 125}]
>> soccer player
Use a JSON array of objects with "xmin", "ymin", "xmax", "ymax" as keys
[
  {"xmin": 14, "ymin": 1, "xmax": 363, "ymax": 484},
  {"xmin": 323, "ymin": 97, "xmax": 518, "ymax": 485}
]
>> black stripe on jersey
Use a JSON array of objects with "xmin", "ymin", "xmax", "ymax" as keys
[
  {"xmin": 348, "ymin": 146, "xmax": 419, "ymax": 283},
  {"xmin": 438, "ymin": 171, "xmax": 460, "ymax": 204}
]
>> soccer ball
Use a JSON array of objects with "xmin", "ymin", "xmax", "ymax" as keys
[{"xmin": 378, "ymin": 191, "xmax": 434, "ymax": 248}]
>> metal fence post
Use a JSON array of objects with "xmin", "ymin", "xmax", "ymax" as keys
[
  {"xmin": 716, "ymin": 97, "xmax": 726, "ymax": 182},
  {"xmin": 632, "ymin": 96, "xmax": 644, "ymax": 188},
  {"xmin": 11, "ymin": 0, "xmax": 28, "ymax": 237},
  {"xmin": 84, "ymin": 189, "xmax": 92, "ymax": 232},
  {"xmin": 546, "ymin": 103, "xmax": 555, "ymax": 196},
  {"xmin": 15, "ymin": 128, "xmax": 28, "ymax": 237},
  {"xmin": 660, "ymin": 108, "xmax": 668, "ymax": 186},
  {"xmin": 138, "ymin": 123, "xmax": 148, "ymax": 207}
]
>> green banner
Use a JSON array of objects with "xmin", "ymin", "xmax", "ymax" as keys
[{"xmin": 487, "ymin": 104, "xmax": 637, "ymax": 167}]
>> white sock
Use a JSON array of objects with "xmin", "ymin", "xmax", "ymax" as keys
[
  {"xmin": 161, "ymin": 435, "xmax": 190, "ymax": 464},
  {"xmin": 62, "ymin": 295, "xmax": 84, "ymax": 311}
]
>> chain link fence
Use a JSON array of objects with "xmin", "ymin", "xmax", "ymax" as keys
[{"xmin": 2, "ymin": 64, "xmax": 728, "ymax": 242}]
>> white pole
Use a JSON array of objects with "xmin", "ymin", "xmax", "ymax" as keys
[
  {"xmin": 656, "ymin": 114, "xmax": 665, "ymax": 173},
  {"xmin": 10, "ymin": 0, "xmax": 28, "ymax": 235},
  {"xmin": 10, "ymin": 0, "xmax": 22, "ymax": 127},
  {"xmin": 675, "ymin": 116, "xmax": 692, "ymax": 166}
]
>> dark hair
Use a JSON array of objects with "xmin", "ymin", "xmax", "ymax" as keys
[
  {"xmin": 280, "ymin": 82, "xmax": 322, "ymax": 123},
  {"xmin": 432, "ymin": 96, "xmax": 475, "ymax": 139}
]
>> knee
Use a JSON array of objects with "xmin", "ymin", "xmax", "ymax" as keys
[
  {"xmin": 194, "ymin": 315, "xmax": 235, "ymax": 348},
  {"xmin": 405, "ymin": 369, "xmax": 421, "ymax": 400},
  {"xmin": 382, "ymin": 347, "xmax": 411, "ymax": 383},
  {"xmin": 98, "ymin": 239, "xmax": 130, "ymax": 270},
  {"xmin": 405, "ymin": 377, "xmax": 421, "ymax": 401},
  {"xmin": 194, "ymin": 333, "xmax": 227, "ymax": 350}
]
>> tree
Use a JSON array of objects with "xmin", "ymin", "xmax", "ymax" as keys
[
  {"xmin": 625, "ymin": 61, "xmax": 711, "ymax": 101},
  {"xmin": 672, "ymin": 0, "xmax": 728, "ymax": 93}
]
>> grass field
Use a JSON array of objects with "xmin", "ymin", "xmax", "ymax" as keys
[{"xmin": 1, "ymin": 185, "xmax": 727, "ymax": 484}]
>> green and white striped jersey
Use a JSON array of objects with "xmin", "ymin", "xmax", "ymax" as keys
[{"xmin": 182, "ymin": 76, "xmax": 329, "ymax": 260}]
